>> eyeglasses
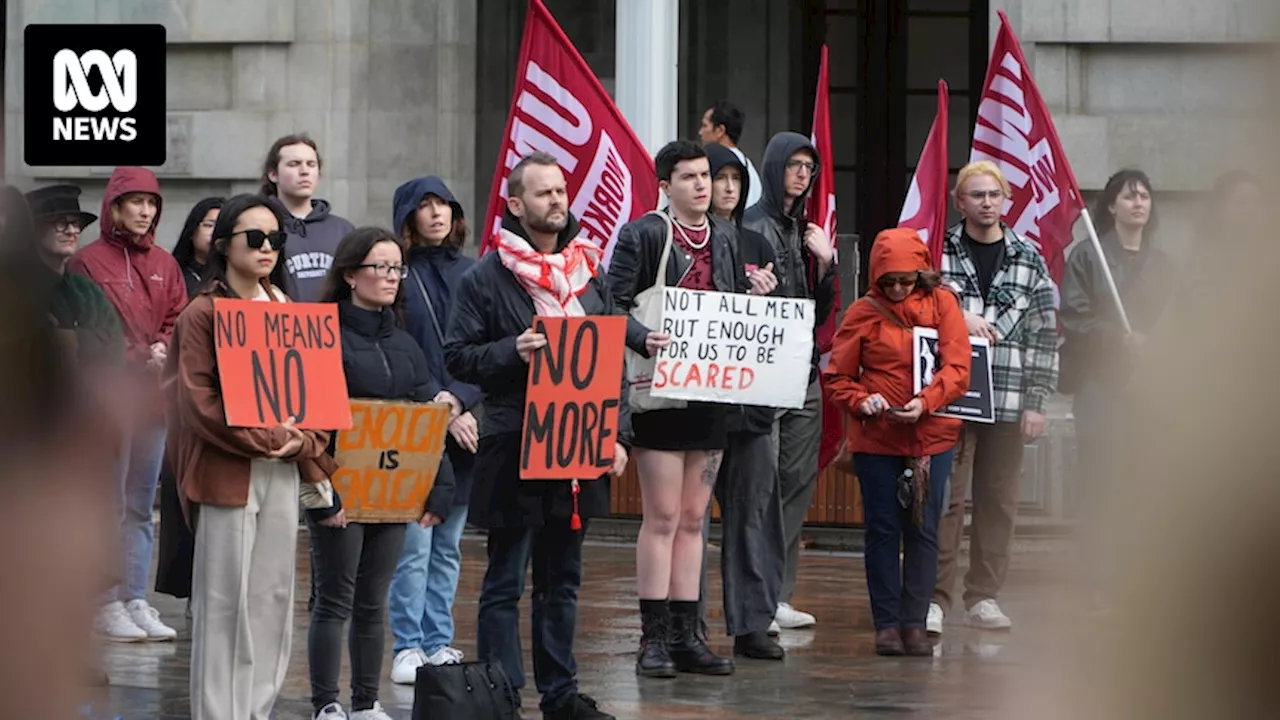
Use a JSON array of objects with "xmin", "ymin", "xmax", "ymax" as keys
[
  {"xmin": 227, "ymin": 228, "xmax": 286, "ymax": 251},
  {"xmin": 785, "ymin": 159, "xmax": 817, "ymax": 174},
  {"xmin": 965, "ymin": 190, "xmax": 1005, "ymax": 201},
  {"xmin": 359, "ymin": 263, "xmax": 408, "ymax": 279},
  {"xmin": 52, "ymin": 218, "xmax": 82, "ymax": 234},
  {"xmin": 877, "ymin": 275, "xmax": 918, "ymax": 290}
]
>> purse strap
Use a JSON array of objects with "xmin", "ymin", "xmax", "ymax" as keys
[
  {"xmin": 861, "ymin": 295, "xmax": 909, "ymax": 330},
  {"xmin": 409, "ymin": 266, "xmax": 447, "ymax": 346},
  {"xmin": 645, "ymin": 210, "xmax": 676, "ymax": 293}
]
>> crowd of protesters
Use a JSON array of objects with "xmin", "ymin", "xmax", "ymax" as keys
[{"xmin": 5, "ymin": 96, "xmax": 1245, "ymax": 720}]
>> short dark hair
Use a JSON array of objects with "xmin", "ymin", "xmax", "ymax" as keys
[
  {"xmin": 706, "ymin": 100, "xmax": 745, "ymax": 144},
  {"xmin": 202, "ymin": 193, "xmax": 287, "ymax": 298},
  {"xmin": 655, "ymin": 140, "xmax": 707, "ymax": 183},
  {"xmin": 508, "ymin": 151, "xmax": 560, "ymax": 200},
  {"xmin": 1095, "ymin": 168, "xmax": 1158, "ymax": 238},
  {"xmin": 320, "ymin": 226, "xmax": 404, "ymax": 305},
  {"xmin": 259, "ymin": 133, "xmax": 322, "ymax": 197},
  {"xmin": 172, "ymin": 196, "xmax": 226, "ymax": 269}
]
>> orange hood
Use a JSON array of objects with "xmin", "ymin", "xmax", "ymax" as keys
[{"xmin": 869, "ymin": 228, "xmax": 931, "ymax": 293}]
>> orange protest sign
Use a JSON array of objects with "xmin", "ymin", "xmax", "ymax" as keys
[
  {"xmin": 212, "ymin": 298, "xmax": 351, "ymax": 430},
  {"xmin": 331, "ymin": 399, "xmax": 452, "ymax": 523},
  {"xmin": 521, "ymin": 315, "xmax": 626, "ymax": 480}
]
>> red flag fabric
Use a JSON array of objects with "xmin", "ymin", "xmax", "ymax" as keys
[
  {"xmin": 807, "ymin": 45, "xmax": 843, "ymax": 473},
  {"xmin": 479, "ymin": 0, "xmax": 656, "ymax": 266},
  {"xmin": 969, "ymin": 11, "xmax": 1083, "ymax": 284},
  {"xmin": 898, "ymin": 79, "xmax": 950, "ymax": 269}
]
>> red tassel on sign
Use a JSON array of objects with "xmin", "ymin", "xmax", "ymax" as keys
[{"xmin": 570, "ymin": 479, "xmax": 583, "ymax": 531}]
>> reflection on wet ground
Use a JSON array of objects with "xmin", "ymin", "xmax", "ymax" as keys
[{"xmin": 89, "ymin": 534, "xmax": 1076, "ymax": 719}]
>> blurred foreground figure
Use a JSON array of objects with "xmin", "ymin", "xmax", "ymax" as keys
[{"xmin": 0, "ymin": 186, "xmax": 121, "ymax": 717}]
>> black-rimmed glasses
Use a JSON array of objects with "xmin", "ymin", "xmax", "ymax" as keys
[{"xmin": 358, "ymin": 263, "xmax": 408, "ymax": 279}]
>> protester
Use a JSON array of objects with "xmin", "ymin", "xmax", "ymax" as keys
[
  {"xmin": 743, "ymin": 132, "xmax": 837, "ymax": 630},
  {"xmin": 308, "ymin": 227, "xmax": 456, "ymax": 720},
  {"xmin": 68, "ymin": 167, "xmax": 185, "ymax": 643},
  {"xmin": 386, "ymin": 176, "xmax": 481, "ymax": 684},
  {"xmin": 608, "ymin": 140, "xmax": 742, "ymax": 678},
  {"xmin": 825, "ymin": 228, "xmax": 970, "ymax": 656},
  {"xmin": 156, "ymin": 196, "xmax": 226, "ymax": 614},
  {"xmin": 165, "ymin": 193, "xmax": 338, "ymax": 720},
  {"xmin": 445, "ymin": 152, "xmax": 633, "ymax": 720},
  {"xmin": 1060, "ymin": 168, "xmax": 1175, "ymax": 608},
  {"xmin": 698, "ymin": 100, "xmax": 762, "ymax": 208},
  {"xmin": 931, "ymin": 161, "xmax": 1059, "ymax": 634},
  {"xmin": 260, "ymin": 133, "xmax": 355, "ymax": 303},
  {"xmin": 694, "ymin": 143, "xmax": 786, "ymax": 659}
]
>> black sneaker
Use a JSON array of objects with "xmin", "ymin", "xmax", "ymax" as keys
[
  {"xmin": 542, "ymin": 693, "xmax": 615, "ymax": 720},
  {"xmin": 733, "ymin": 630, "xmax": 785, "ymax": 660}
]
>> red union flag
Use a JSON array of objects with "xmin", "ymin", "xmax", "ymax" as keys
[
  {"xmin": 899, "ymin": 79, "xmax": 950, "ymax": 269},
  {"xmin": 970, "ymin": 11, "xmax": 1083, "ymax": 283},
  {"xmin": 480, "ymin": 0, "xmax": 656, "ymax": 264}
]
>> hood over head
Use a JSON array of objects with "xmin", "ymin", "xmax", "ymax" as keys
[
  {"xmin": 100, "ymin": 166, "xmax": 162, "ymax": 249},
  {"xmin": 704, "ymin": 143, "xmax": 749, "ymax": 226},
  {"xmin": 869, "ymin": 228, "xmax": 930, "ymax": 293},
  {"xmin": 758, "ymin": 132, "xmax": 819, "ymax": 223},
  {"xmin": 500, "ymin": 207, "xmax": 581, "ymax": 254},
  {"xmin": 392, "ymin": 176, "xmax": 463, "ymax": 241}
]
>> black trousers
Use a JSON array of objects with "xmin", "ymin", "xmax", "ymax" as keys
[
  {"xmin": 154, "ymin": 459, "xmax": 194, "ymax": 598},
  {"xmin": 307, "ymin": 519, "xmax": 407, "ymax": 712}
]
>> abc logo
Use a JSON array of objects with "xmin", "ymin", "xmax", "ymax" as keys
[{"xmin": 52, "ymin": 49, "xmax": 139, "ymax": 142}]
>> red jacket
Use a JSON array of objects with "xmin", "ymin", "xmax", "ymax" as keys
[
  {"xmin": 824, "ymin": 228, "xmax": 970, "ymax": 457},
  {"xmin": 68, "ymin": 167, "xmax": 186, "ymax": 368}
]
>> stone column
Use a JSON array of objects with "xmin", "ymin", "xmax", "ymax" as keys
[{"xmin": 614, "ymin": 0, "xmax": 678, "ymax": 160}]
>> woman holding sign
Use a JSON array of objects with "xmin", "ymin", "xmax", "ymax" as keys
[
  {"xmin": 824, "ymin": 228, "xmax": 970, "ymax": 657},
  {"xmin": 608, "ymin": 141, "xmax": 750, "ymax": 679},
  {"xmin": 306, "ymin": 227, "xmax": 457, "ymax": 720},
  {"xmin": 165, "ymin": 193, "xmax": 339, "ymax": 719}
]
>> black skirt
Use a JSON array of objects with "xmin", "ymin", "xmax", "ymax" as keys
[
  {"xmin": 154, "ymin": 459, "xmax": 195, "ymax": 598},
  {"xmin": 631, "ymin": 402, "xmax": 729, "ymax": 451}
]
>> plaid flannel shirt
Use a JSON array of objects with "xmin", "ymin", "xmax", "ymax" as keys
[{"xmin": 939, "ymin": 223, "xmax": 1059, "ymax": 423}]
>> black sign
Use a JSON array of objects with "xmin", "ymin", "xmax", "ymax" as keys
[
  {"xmin": 914, "ymin": 328, "xmax": 995, "ymax": 424},
  {"xmin": 24, "ymin": 24, "xmax": 167, "ymax": 166}
]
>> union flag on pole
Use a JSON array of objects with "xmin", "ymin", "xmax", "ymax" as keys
[
  {"xmin": 480, "ymin": 0, "xmax": 656, "ymax": 265},
  {"xmin": 969, "ymin": 11, "xmax": 1083, "ymax": 283},
  {"xmin": 899, "ymin": 79, "xmax": 950, "ymax": 269}
]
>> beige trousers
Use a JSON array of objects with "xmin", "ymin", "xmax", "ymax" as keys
[{"xmin": 190, "ymin": 459, "xmax": 300, "ymax": 720}]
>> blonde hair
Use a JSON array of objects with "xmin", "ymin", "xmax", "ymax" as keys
[{"xmin": 954, "ymin": 161, "xmax": 1012, "ymax": 206}]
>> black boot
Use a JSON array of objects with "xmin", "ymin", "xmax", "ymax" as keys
[
  {"xmin": 668, "ymin": 601, "xmax": 734, "ymax": 675},
  {"xmin": 636, "ymin": 599, "xmax": 677, "ymax": 678},
  {"xmin": 733, "ymin": 630, "xmax": 785, "ymax": 660}
]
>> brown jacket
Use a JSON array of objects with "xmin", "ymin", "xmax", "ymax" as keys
[{"xmin": 163, "ymin": 290, "xmax": 337, "ymax": 517}]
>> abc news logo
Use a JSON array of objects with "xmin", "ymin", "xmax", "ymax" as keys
[{"xmin": 25, "ymin": 24, "xmax": 166, "ymax": 167}]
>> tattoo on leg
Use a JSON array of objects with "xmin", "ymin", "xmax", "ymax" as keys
[{"xmin": 702, "ymin": 451, "xmax": 724, "ymax": 487}]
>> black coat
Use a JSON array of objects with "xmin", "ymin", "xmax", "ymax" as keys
[
  {"xmin": 444, "ymin": 211, "xmax": 639, "ymax": 529},
  {"xmin": 314, "ymin": 301, "xmax": 456, "ymax": 521},
  {"xmin": 607, "ymin": 212, "xmax": 749, "ymax": 351}
]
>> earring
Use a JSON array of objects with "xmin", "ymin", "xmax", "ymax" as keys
[{"xmin": 349, "ymin": 284, "xmax": 356, "ymax": 290}]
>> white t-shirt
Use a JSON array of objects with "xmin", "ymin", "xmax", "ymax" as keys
[{"xmin": 731, "ymin": 147, "xmax": 763, "ymax": 210}]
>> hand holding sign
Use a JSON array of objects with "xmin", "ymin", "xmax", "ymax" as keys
[
  {"xmin": 516, "ymin": 327, "xmax": 548, "ymax": 363},
  {"xmin": 747, "ymin": 262, "xmax": 778, "ymax": 296},
  {"xmin": 644, "ymin": 331, "xmax": 670, "ymax": 357}
]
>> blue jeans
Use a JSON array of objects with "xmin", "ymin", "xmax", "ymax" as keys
[
  {"xmin": 387, "ymin": 505, "xmax": 469, "ymax": 656},
  {"xmin": 476, "ymin": 521, "xmax": 584, "ymax": 713},
  {"xmin": 107, "ymin": 422, "xmax": 167, "ymax": 603},
  {"xmin": 855, "ymin": 450, "xmax": 953, "ymax": 630}
]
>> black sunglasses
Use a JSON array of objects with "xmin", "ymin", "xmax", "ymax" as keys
[{"xmin": 226, "ymin": 228, "xmax": 286, "ymax": 251}]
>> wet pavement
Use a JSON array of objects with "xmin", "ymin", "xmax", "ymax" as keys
[{"xmin": 88, "ymin": 533, "xmax": 1079, "ymax": 719}]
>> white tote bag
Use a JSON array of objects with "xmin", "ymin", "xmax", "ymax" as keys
[{"xmin": 625, "ymin": 211, "xmax": 687, "ymax": 414}]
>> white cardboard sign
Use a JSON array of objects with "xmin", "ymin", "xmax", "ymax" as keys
[{"xmin": 649, "ymin": 288, "xmax": 815, "ymax": 410}]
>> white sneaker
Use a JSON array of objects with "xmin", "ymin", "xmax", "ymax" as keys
[
  {"xmin": 126, "ymin": 599, "xmax": 177, "ymax": 641},
  {"xmin": 390, "ymin": 648, "xmax": 426, "ymax": 685},
  {"xmin": 774, "ymin": 602, "xmax": 816, "ymax": 629},
  {"xmin": 965, "ymin": 599, "xmax": 1013, "ymax": 630},
  {"xmin": 314, "ymin": 702, "xmax": 347, "ymax": 720},
  {"xmin": 926, "ymin": 603, "xmax": 944, "ymax": 636},
  {"xmin": 425, "ymin": 646, "xmax": 465, "ymax": 666},
  {"xmin": 349, "ymin": 702, "xmax": 393, "ymax": 720},
  {"xmin": 94, "ymin": 601, "xmax": 148, "ymax": 642},
  {"xmin": 767, "ymin": 619, "xmax": 781, "ymax": 636}
]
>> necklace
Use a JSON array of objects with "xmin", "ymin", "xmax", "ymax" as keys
[{"xmin": 672, "ymin": 216, "xmax": 710, "ymax": 250}]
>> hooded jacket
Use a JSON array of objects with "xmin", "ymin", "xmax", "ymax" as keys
[
  {"xmin": 445, "ymin": 208, "xmax": 641, "ymax": 529},
  {"xmin": 705, "ymin": 143, "xmax": 780, "ymax": 435},
  {"xmin": 743, "ymin": 132, "xmax": 837, "ymax": 380},
  {"xmin": 824, "ymin": 229, "xmax": 970, "ymax": 457},
  {"xmin": 393, "ymin": 175, "xmax": 483, "ymax": 507},
  {"xmin": 68, "ymin": 167, "xmax": 187, "ymax": 371},
  {"xmin": 271, "ymin": 197, "xmax": 355, "ymax": 303}
]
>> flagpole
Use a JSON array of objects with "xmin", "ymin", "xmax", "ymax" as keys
[{"xmin": 1078, "ymin": 207, "xmax": 1133, "ymax": 335}]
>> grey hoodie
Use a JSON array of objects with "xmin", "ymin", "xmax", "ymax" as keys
[{"xmin": 273, "ymin": 197, "xmax": 355, "ymax": 302}]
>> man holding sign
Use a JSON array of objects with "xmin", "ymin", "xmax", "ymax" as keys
[{"xmin": 445, "ymin": 153, "xmax": 641, "ymax": 720}]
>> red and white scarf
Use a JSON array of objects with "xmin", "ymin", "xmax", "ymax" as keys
[{"xmin": 495, "ymin": 229, "xmax": 602, "ymax": 317}]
